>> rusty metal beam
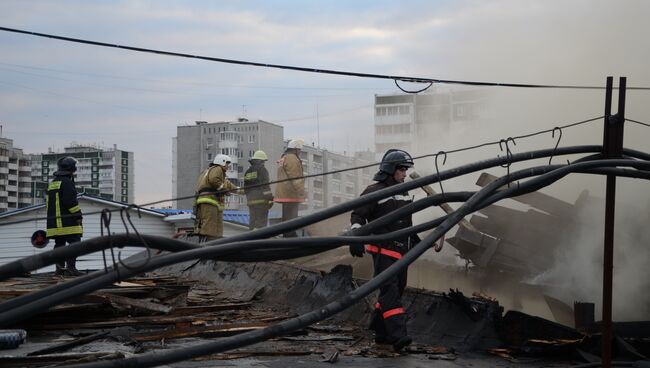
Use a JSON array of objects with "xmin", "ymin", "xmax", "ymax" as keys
[{"xmin": 601, "ymin": 76, "xmax": 626, "ymax": 368}]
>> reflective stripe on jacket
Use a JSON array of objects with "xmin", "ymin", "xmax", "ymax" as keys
[
  {"xmin": 274, "ymin": 151, "xmax": 305, "ymax": 202},
  {"xmin": 46, "ymin": 175, "xmax": 83, "ymax": 237},
  {"xmin": 244, "ymin": 160, "xmax": 273, "ymax": 206},
  {"xmin": 194, "ymin": 165, "xmax": 237, "ymax": 209}
]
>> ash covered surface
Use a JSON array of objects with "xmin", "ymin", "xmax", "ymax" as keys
[{"xmin": 0, "ymin": 259, "xmax": 646, "ymax": 367}]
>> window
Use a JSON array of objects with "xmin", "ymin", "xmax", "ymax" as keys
[
  {"xmin": 122, "ymin": 167, "xmax": 128, "ymax": 173},
  {"xmin": 122, "ymin": 196, "xmax": 128, "ymax": 202},
  {"xmin": 122, "ymin": 174, "xmax": 128, "ymax": 180},
  {"xmin": 92, "ymin": 181, "xmax": 98, "ymax": 187},
  {"xmin": 122, "ymin": 189, "xmax": 128, "ymax": 195},
  {"xmin": 248, "ymin": 135, "xmax": 255, "ymax": 143},
  {"xmin": 122, "ymin": 181, "xmax": 128, "ymax": 188},
  {"xmin": 208, "ymin": 153, "xmax": 212, "ymax": 161}
]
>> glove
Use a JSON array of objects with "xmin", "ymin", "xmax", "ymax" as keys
[
  {"xmin": 349, "ymin": 243, "xmax": 365, "ymax": 257},
  {"xmin": 348, "ymin": 223, "xmax": 365, "ymax": 257}
]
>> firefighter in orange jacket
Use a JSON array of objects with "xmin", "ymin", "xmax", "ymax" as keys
[
  {"xmin": 349, "ymin": 149, "xmax": 418, "ymax": 352},
  {"xmin": 193, "ymin": 154, "xmax": 238, "ymax": 241},
  {"xmin": 274, "ymin": 139, "xmax": 305, "ymax": 237},
  {"xmin": 46, "ymin": 157, "xmax": 83, "ymax": 276}
]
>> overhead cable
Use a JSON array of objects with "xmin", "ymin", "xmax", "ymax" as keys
[{"xmin": 2, "ymin": 27, "xmax": 648, "ymax": 90}]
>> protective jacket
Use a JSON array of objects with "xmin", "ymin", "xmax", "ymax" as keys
[
  {"xmin": 46, "ymin": 172, "xmax": 83, "ymax": 238},
  {"xmin": 244, "ymin": 159, "xmax": 273, "ymax": 206},
  {"xmin": 193, "ymin": 165, "xmax": 237, "ymax": 238},
  {"xmin": 350, "ymin": 176, "xmax": 415, "ymax": 345},
  {"xmin": 274, "ymin": 150, "xmax": 305, "ymax": 202},
  {"xmin": 350, "ymin": 177, "xmax": 413, "ymax": 237}
]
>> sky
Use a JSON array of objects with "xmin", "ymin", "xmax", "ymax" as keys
[
  {"xmin": 2, "ymin": 0, "xmax": 650, "ymax": 319},
  {"xmin": 2, "ymin": 0, "xmax": 649, "ymax": 205}
]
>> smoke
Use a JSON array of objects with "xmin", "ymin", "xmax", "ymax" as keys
[{"xmin": 531, "ymin": 191, "xmax": 650, "ymax": 321}]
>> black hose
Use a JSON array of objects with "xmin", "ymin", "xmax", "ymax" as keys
[
  {"xmin": 50, "ymin": 159, "xmax": 650, "ymax": 367},
  {"xmin": 3, "ymin": 161, "xmax": 647, "ymax": 321},
  {"xmin": 0, "ymin": 145, "xmax": 601, "ymax": 284},
  {"xmin": 4, "ymin": 159, "xmax": 648, "ymax": 323}
]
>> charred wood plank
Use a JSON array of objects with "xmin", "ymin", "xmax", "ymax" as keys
[
  {"xmin": 95, "ymin": 293, "xmax": 172, "ymax": 314},
  {"xmin": 133, "ymin": 321, "xmax": 272, "ymax": 341},
  {"xmin": 476, "ymin": 172, "xmax": 574, "ymax": 216},
  {"xmin": 26, "ymin": 331, "xmax": 109, "ymax": 356}
]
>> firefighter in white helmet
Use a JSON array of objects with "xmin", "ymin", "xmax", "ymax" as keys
[
  {"xmin": 274, "ymin": 139, "xmax": 305, "ymax": 237},
  {"xmin": 193, "ymin": 154, "xmax": 238, "ymax": 241}
]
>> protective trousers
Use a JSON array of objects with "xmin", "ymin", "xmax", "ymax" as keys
[
  {"xmin": 368, "ymin": 246, "xmax": 408, "ymax": 344},
  {"xmin": 281, "ymin": 202, "xmax": 299, "ymax": 237},
  {"xmin": 248, "ymin": 204, "xmax": 270, "ymax": 230},
  {"xmin": 53, "ymin": 234, "xmax": 82, "ymax": 271}
]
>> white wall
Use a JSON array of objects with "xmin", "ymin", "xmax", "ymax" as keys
[{"xmin": 0, "ymin": 199, "xmax": 175, "ymax": 273}]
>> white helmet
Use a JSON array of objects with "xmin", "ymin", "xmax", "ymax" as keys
[
  {"xmin": 287, "ymin": 139, "xmax": 304, "ymax": 149},
  {"xmin": 213, "ymin": 154, "xmax": 232, "ymax": 166}
]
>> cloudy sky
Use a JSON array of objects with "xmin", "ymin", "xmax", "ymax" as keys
[{"xmin": 1, "ymin": 0, "xmax": 650, "ymax": 206}]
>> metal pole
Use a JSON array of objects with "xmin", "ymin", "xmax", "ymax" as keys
[{"xmin": 601, "ymin": 76, "xmax": 626, "ymax": 368}]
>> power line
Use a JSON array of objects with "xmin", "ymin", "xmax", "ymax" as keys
[
  {"xmin": 3, "ymin": 26, "xmax": 648, "ymax": 90},
  {"xmin": 0, "ymin": 114, "xmax": 604, "ymax": 227},
  {"xmin": 0, "ymin": 61, "xmax": 392, "ymax": 91},
  {"xmin": 625, "ymin": 118, "xmax": 650, "ymax": 128}
]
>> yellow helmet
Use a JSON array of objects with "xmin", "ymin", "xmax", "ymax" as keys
[{"xmin": 252, "ymin": 150, "xmax": 268, "ymax": 161}]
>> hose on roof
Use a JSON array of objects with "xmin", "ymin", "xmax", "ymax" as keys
[
  {"xmin": 60, "ymin": 158, "xmax": 650, "ymax": 368},
  {"xmin": 2, "ymin": 159, "xmax": 649, "ymax": 330}
]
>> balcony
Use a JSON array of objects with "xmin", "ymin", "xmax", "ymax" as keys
[{"xmin": 18, "ymin": 186, "xmax": 32, "ymax": 193}]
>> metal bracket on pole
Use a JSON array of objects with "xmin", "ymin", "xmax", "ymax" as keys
[{"xmin": 601, "ymin": 76, "xmax": 626, "ymax": 368}]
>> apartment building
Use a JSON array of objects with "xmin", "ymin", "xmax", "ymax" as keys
[
  {"xmin": 374, "ymin": 90, "xmax": 485, "ymax": 156},
  {"xmin": 29, "ymin": 144, "xmax": 135, "ymax": 204},
  {"xmin": 298, "ymin": 143, "xmax": 374, "ymax": 214},
  {"xmin": 0, "ymin": 137, "xmax": 33, "ymax": 212},
  {"xmin": 174, "ymin": 119, "xmax": 284, "ymax": 210}
]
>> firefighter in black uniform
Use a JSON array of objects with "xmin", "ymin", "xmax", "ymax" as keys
[
  {"xmin": 46, "ymin": 157, "xmax": 84, "ymax": 276},
  {"xmin": 349, "ymin": 149, "xmax": 418, "ymax": 352},
  {"xmin": 244, "ymin": 150, "xmax": 274, "ymax": 230}
]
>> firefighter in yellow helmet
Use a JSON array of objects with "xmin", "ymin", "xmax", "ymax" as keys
[
  {"xmin": 274, "ymin": 139, "xmax": 305, "ymax": 237},
  {"xmin": 193, "ymin": 154, "xmax": 238, "ymax": 241},
  {"xmin": 244, "ymin": 150, "xmax": 273, "ymax": 230},
  {"xmin": 46, "ymin": 157, "xmax": 84, "ymax": 276}
]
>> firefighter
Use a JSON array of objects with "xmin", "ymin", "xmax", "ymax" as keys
[
  {"xmin": 46, "ymin": 156, "xmax": 83, "ymax": 276},
  {"xmin": 244, "ymin": 150, "xmax": 274, "ymax": 230},
  {"xmin": 193, "ymin": 154, "xmax": 238, "ymax": 241},
  {"xmin": 349, "ymin": 149, "xmax": 418, "ymax": 352},
  {"xmin": 274, "ymin": 139, "xmax": 305, "ymax": 237}
]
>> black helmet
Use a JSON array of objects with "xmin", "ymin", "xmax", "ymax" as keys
[
  {"xmin": 373, "ymin": 149, "xmax": 414, "ymax": 181},
  {"xmin": 57, "ymin": 157, "xmax": 78, "ymax": 172}
]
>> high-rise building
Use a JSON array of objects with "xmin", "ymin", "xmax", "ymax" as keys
[
  {"xmin": 374, "ymin": 90, "xmax": 485, "ymax": 156},
  {"xmin": 0, "ymin": 137, "xmax": 33, "ymax": 212},
  {"xmin": 29, "ymin": 144, "xmax": 135, "ymax": 204},
  {"xmin": 298, "ymin": 142, "xmax": 374, "ymax": 214},
  {"xmin": 174, "ymin": 119, "xmax": 284, "ymax": 210}
]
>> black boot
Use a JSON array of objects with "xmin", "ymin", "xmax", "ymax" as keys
[
  {"xmin": 65, "ymin": 260, "xmax": 83, "ymax": 276},
  {"xmin": 55, "ymin": 263, "xmax": 66, "ymax": 276},
  {"xmin": 392, "ymin": 336, "xmax": 412, "ymax": 352}
]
